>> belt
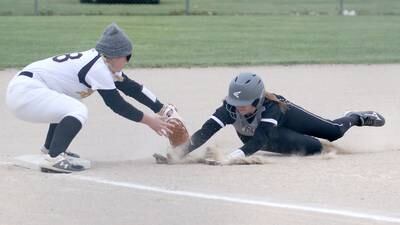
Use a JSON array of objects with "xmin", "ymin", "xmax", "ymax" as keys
[{"xmin": 18, "ymin": 71, "xmax": 33, "ymax": 78}]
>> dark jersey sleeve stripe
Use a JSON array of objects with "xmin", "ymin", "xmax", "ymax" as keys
[
  {"xmin": 98, "ymin": 89, "xmax": 144, "ymax": 122},
  {"xmin": 78, "ymin": 53, "xmax": 101, "ymax": 88}
]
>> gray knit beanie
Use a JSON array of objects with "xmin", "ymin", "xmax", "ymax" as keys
[{"xmin": 95, "ymin": 23, "xmax": 133, "ymax": 58}]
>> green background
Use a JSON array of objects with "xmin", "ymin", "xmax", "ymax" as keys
[{"xmin": 0, "ymin": 0, "xmax": 399, "ymax": 68}]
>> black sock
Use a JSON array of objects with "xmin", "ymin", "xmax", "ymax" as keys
[
  {"xmin": 49, "ymin": 116, "xmax": 82, "ymax": 157},
  {"xmin": 44, "ymin": 123, "xmax": 58, "ymax": 150}
]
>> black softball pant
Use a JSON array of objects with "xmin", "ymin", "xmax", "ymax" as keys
[{"xmin": 240, "ymin": 102, "xmax": 356, "ymax": 156}]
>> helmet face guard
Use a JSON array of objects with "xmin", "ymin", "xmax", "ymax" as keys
[
  {"xmin": 225, "ymin": 103, "xmax": 237, "ymax": 119},
  {"xmin": 225, "ymin": 103, "xmax": 258, "ymax": 120}
]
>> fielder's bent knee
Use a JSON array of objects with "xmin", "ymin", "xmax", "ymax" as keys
[{"xmin": 66, "ymin": 105, "xmax": 88, "ymax": 125}]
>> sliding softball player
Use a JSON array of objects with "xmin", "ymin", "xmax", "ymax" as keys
[{"xmin": 162, "ymin": 72, "xmax": 385, "ymax": 164}]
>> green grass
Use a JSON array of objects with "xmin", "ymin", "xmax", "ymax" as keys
[
  {"xmin": 1, "ymin": 0, "xmax": 400, "ymax": 16},
  {"xmin": 1, "ymin": 16, "xmax": 400, "ymax": 68}
]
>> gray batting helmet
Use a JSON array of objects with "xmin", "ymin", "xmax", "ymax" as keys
[{"xmin": 225, "ymin": 72, "xmax": 265, "ymax": 107}]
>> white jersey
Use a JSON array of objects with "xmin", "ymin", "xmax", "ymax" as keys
[{"xmin": 22, "ymin": 49, "xmax": 122, "ymax": 99}]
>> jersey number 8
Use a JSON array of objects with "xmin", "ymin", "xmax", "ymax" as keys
[{"xmin": 52, "ymin": 53, "xmax": 83, "ymax": 63}]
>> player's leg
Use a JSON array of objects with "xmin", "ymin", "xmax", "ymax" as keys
[
  {"xmin": 47, "ymin": 116, "xmax": 82, "ymax": 158},
  {"xmin": 43, "ymin": 124, "xmax": 57, "ymax": 151},
  {"xmin": 40, "ymin": 114, "xmax": 86, "ymax": 173},
  {"xmin": 283, "ymin": 102, "xmax": 359, "ymax": 141},
  {"xmin": 261, "ymin": 127, "xmax": 323, "ymax": 156},
  {"xmin": 41, "ymin": 123, "xmax": 81, "ymax": 158},
  {"xmin": 6, "ymin": 77, "xmax": 87, "ymax": 173},
  {"xmin": 236, "ymin": 128, "xmax": 322, "ymax": 156}
]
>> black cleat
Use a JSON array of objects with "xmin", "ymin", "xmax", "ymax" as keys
[{"xmin": 345, "ymin": 111, "xmax": 385, "ymax": 127}]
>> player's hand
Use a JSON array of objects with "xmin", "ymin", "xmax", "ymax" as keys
[
  {"xmin": 141, "ymin": 114, "xmax": 173, "ymax": 137},
  {"xmin": 205, "ymin": 149, "xmax": 246, "ymax": 166}
]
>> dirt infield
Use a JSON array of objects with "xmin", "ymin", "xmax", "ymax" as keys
[{"xmin": 1, "ymin": 65, "xmax": 399, "ymax": 225}]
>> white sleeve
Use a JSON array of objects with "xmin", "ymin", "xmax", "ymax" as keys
[{"xmin": 85, "ymin": 61, "xmax": 116, "ymax": 90}]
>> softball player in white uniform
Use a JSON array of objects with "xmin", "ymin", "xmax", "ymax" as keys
[{"xmin": 6, "ymin": 23, "xmax": 173, "ymax": 173}]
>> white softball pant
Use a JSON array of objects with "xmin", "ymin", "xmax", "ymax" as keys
[{"xmin": 6, "ymin": 75, "xmax": 88, "ymax": 125}]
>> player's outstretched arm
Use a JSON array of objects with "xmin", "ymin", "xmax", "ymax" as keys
[
  {"xmin": 98, "ymin": 88, "xmax": 144, "ymax": 122},
  {"xmin": 98, "ymin": 89, "xmax": 174, "ymax": 136},
  {"xmin": 115, "ymin": 73, "xmax": 164, "ymax": 113}
]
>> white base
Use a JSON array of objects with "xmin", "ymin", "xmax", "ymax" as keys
[{"xmin": 14, "ymin": 154, "xmax": 91, "ymax": 170}]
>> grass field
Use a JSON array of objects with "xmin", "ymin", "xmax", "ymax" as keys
[
  {"xmin": 1, "ymin": 0, "xmax": 400, "ymax": 16},
  {"xmin": 1, "ymin": 15, "xmax": 400, "ymax": 68}
]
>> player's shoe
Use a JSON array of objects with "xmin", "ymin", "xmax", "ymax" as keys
[
  {"xmin": 41, "ymin": 147, "xmax": 80, "ymax": 158},
  {"xmin": 40, "ymin": 153, "xmax": 85, "ymax": 173},
  {"xmin": 344, "ymin": 111, "xmax": 385, "ymax": 127}
]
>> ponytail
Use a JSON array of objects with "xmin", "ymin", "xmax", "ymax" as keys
[{"xmin": 265, "ymin": 92, "xmax": 288, "ymax": 112}]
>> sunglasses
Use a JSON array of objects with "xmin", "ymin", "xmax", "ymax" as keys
[{"xmin": 126, "ymin": 54, "xmax": 132, "ymax": 62}]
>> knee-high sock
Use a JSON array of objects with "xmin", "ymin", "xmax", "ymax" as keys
[
  {"xmin": 49, "ymin": 116, "xmax": 82, "ymax": 157},
  {"xmin": 44, "ymin": 123, "xmax": 57, "ymax": 150}
]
